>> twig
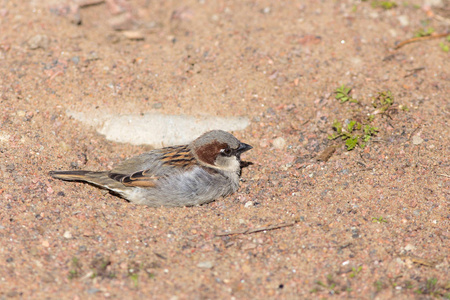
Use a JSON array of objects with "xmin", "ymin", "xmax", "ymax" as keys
[
  {"xmin": 215, "ymin": 218, "xmax": 300, "ymax": 236},
  {"xmin": 437, "ymin": 174, "xmax": 450, "ymax": 178},
  {"xmin": 398, "ymin": 254, "xmax": 437, "ymax": 268},
  {"xmin": 78, "ymin": 0, "xmax": 105, "ymax": 8},
  {"xmin": 154, "ymin": 252, "xmax": 167, "ymax": 260},
  {"xmin": 394, "ymin": 32, "xmax": 450, "ymax": 50},
  {"xmin": 404, "ymin": 67, "xmax": 425, "ymax": 78},
  {"xmin": 415, "ymin": 145, "xmax": 421, "ymax": 167},
  {"xmin": 408, "ymin": 125, "xmax": 421, "ymax": 141}
]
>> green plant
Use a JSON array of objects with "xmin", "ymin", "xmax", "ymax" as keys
[
  {"xmin": 405, "ymin": 281, "xmax": 413, "ymax": 289},
  {"xmin": 90, "ymin": 257, "xmax": 114, "ymax": 279},
  {"xmin": 374, "ymin": 280, "xmax": 384, "ymax": 292},
  {"xmin": 372, "ymin": 91, "xmax": 394, "ymax": 113},
  {"xmin": 129, "ymin": 273, "xmax": 139, "ymax": 287},
  {"xmin": 68, "ymin": 270, "xmax": 78, "ymax": 280},
  {"xmin": 335, "ymin": 85, "xmax": 358, "ymax": 103},
  {"xmin": 318, "ymin": 277, "xmax": 336, "ymax": 290},
  {"xmin": 399, "ymin": 104, "xmax": 409, "ymax": 111},
  {"xmin": 372, "ymin": 217, "xmax": 388, "ymax": 223},
  {"xmin": 349, "ymin": 266, "xmax": 362, "ymax": 278},
  {"xmin": 68, "ymin": 257, "xmax": 82, "ymax": 280},
  {"xmin": 372, "ymin": 1, "xmax": 397, "ymax": 9},
  {"xmin": 329, "ymin": 87, "xmax": 407, "ymax": 151},
  {"xmin": 439, "ymin": 42, "xmax": 449, "ymax": 52},
  {"xmin": 427, "ymin": 278, "xmax": 438, "ymax": 291},
  {"xmin": 363, "ymin": 124, "xmax": 379, "ymax": 142},
  {"xmin": 414, "ymin": 277, "xmax": 446, "ymax": 297},
  {"xmin": 414, "ymin": 27, "xmax": 435, "ymax": 37},
  {"xmin": 329, "ymin": 120, "xmax": 378, "ymax": 150},
  {"xmin": 312, "ymin": 274, "xmax": 340, "ymax": 294},
  {"xmin": 127, "ymin": 261, "xmax": 141, "ymax": 288}
]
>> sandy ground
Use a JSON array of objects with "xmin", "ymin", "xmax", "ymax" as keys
[{"xmin": 0, "ymin": 0, "xmax": 449, "ymax": 299}]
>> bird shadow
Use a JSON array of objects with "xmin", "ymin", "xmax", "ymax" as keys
[{"xmin": 240, "ymin": 161, "xmax": 253, "ymax": 169}]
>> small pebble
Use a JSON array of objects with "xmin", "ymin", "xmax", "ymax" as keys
[
  {"xmin": 242, "ymin": 242, "xmax": 257, "ymax": 250},
  {"xmin": 211, "ymin": 14, "xmax": 219, "ymax": 22},
  {"xmin": 71, "ymin": 56, "xmax": 80, "ymax": 65},
  {"xmin": 397, "ymin": 15, "xmax": 409, "ymax": 27},
  {"xmin": 63, "ymin": 231, "xmax": 73, "ymax": 239},
  {"xmin": 340, "ymin": 169, "xmax": 349, "ymax": 175},
  {"xmin": 87, "ymin": 288, "xmax": 100, "ymax": 294},
  {"xmin": 404, "ymin": 244, "xmax": 416, "ymax": 251},
  {"xmin": 122, "ymin": 31, "xmax": 145, "ymax": 41},
  {"xmin": 244, "ymin": 201, "xmax": 253, "ymax": 208},
  {"xmin": 27, "ymin": 34, "xmax": 49, "ymax": 50},
  {"xmin": 86, "ymin": 51, "xmax": 99, "ymax": 61},
  {"xmin": 369, "ymin": 12, "xmax": 379, "ymax": 19},
  {"xmin": 272, "ymin": 137, "xmax": 286, "ymax": 149},
  {"xmin": 412, "ymin": 135, "xmax": 423, "ymax": 145},
  {"xmin": 197, "ymin": 261, "xmax": 214, "ymax": 269},
  {"xmin": 280, "ymin": 164, "xmax": 289, "ymax": 171},
  {"xmin": 67, "ymin": 3, "xmax": 81, "ymax": 25},
  {"xmin": 109, "ymin": 12, "xmax": 133, "ymax": 31},
  {"xmin": 259, "ymin": 140, "xmax": 269, "ymax": 148},
  {"xmin": 152, "ymin": 102, "xmax": 162, "ymax": 109}
]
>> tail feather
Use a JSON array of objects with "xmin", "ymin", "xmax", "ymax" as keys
[
  {"xmin": 49, "ymin": 170, "xmax": 120, "ymax": 189},
  {"xmin": 50, "ymin": 170, "xmax": 98, "ymax": 180}
]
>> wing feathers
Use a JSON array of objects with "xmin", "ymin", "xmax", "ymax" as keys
[
  {"xmin": 109, "ymin": 171, "xmax": 158, "ymax": 187},
  {"xmin": 108, "ymin": 145, "xmax": 197, "ymax": 188}
]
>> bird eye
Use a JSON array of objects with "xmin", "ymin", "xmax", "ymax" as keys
[{"xmin": 220, "ymin": 147, "xmax": 232, "ymax": 156}]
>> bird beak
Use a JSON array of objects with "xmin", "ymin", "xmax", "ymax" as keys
[{"xmin": 237, "ymin": 143, "xmax": 253, "ymax": 153}]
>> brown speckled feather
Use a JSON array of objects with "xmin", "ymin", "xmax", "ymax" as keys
[
  {"xmin": 109, "ymin": 145, "xmax": 198, "ymax": 187},
  {"xmin": 159, "ymin": 145, "xmax": 196, "ymax": 168}
]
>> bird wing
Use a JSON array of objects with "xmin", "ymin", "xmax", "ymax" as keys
[
  {"xmin": 109, "ymin": 170, "xmax": 159, "ymax": 187},
  {"xmin": 108, "ymin": 144, "xmax": 197, "ymax": 188}
]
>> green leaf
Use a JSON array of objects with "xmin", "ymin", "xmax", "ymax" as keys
[
  {"xmin": 439, "ymin": 42, "xmax": 449, "ymax": 52},
  {"xmin": 347, "ymin": 120, "xmax": 357, "ymax": 132},
  {"xmin": 345, "ymin": 137, "xmax": 358, "ymax": 150},
  {"xmin": 372, "ymin": 1, "xmax": 397, "ymax": 9},
  {"xmin": 335, "ymin": 85, "xmax": 355, "ymax": 103},
  {"xmin": 364, "ymin": 125, "xmax": 379, "ymax": 135},
  {"xmin": 414, "ymin": 27, "xmax": 434, "ymax": 37},
  {"xmin": 332, "ymin": 120, "xmax": 343, "ymax": 133}
]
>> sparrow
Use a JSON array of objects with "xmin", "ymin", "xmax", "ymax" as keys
[{"xmin": 49, "ymin": 130, "xmax": 252, "ymax": 207}]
